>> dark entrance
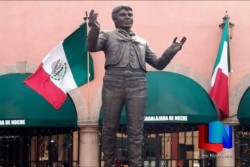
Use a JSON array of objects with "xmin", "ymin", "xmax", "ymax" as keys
[
  {"xmin": 235, "ymin": 126, "xmax": 250, "ymax": 167},
  {"xmin": 0, "ymin": 128, "xmax": 79, "ymax": 167}
]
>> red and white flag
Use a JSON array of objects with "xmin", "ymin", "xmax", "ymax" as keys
[
  {"xmin": 24, "ymin": 23, "xmax": 94, "ymax": 109},
  {"xmin": 209, "ymin": 16, "xmax": 231, "ymax": 118}
]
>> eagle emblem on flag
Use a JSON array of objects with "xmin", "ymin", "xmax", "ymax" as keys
[{"xmin": 51, "ymin": 59, "xmax": 67, "ymax": 81}]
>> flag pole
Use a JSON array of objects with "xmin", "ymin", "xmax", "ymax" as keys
[
  {"xmin": 225, "ymin": 12, "xmax": 231, "ymax": 119},
  {"xmin": 83, "ymin": 11, "xmax": 91, "ymax": 117},
  {"xmin": 211, "ymin": 12, "xmax": 234, "ymax": 118},
  {"xmin": 84, "ymin": 11, "xmax": 90, "ymax": 83},
  {"xmin": 222, "ymin": 12, "xmax": 234, "ymax": 74},
  {"xmin": 225, "ymin": 12, "xmax": 231, "ymax": 73},
  {"xmin": 219, "ymin": 12, "xmax": 233, "ymax": 76},
  {"xmin": 226, "ymin": 13, "xmax": 231, "ymax": 76}
]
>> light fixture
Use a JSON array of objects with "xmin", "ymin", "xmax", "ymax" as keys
[{"xmin": 219, "ymin": 11, "xmax": 235, "ymax": 39}]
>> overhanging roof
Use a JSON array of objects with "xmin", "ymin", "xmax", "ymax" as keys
[
  {"xmin": 0, "ymin": 73, "xmax": 77, "ymax": 127},
  {"xmin": 99, "ymin": 71, "xmax": 218, "ymax": 124},
  {"xmin": 238, "ymin": 87, "xmax": 250, "ymax": 125}
]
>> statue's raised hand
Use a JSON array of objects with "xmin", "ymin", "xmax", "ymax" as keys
[
  {"xmin": 171, "ymin": 37, "xmax": 187, "ymax": 53},
  {"xmin": 88, "ymin": 9, "xmax": 100, "ymax": 28}
]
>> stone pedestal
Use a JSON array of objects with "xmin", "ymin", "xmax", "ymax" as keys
[
  {"xmin": 216, "ymin": 129, "xmax": 235, "ymax": 167},
  {"xmin": 79, "ymin": 123, "xmax": 100, "ymax": 167}
]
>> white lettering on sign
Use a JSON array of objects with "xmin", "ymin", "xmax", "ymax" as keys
[
  {"xmin": 174, "ymin": 116, "xmax": 188, "ymax": 121},
  {"xmin": 0, "ymin": 120, "xmax": 26, "ymax": 126},
  {"xmin": 144, "ymin": 116, "xmax": 188, "ymax": 122},
  {"xmin": 11, "ymin": 120, "xmax": 25, "ymax": 125},
  {"xmin": 0, "ymin": 120, "xmax": 4, "ymax": 125}
]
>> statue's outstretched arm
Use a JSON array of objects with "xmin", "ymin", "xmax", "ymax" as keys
[
  {"xmin": 146, "ymin": 36, "xmax": 187, "ymax": 70},
  {"xmin": 87, "ymin": 10, "xmax": 101, "ymax": 52}
]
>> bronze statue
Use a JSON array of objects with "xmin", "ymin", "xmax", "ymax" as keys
[{"xmin": 87, "ymin": 5, "xmax": 186, "ymax": 167}]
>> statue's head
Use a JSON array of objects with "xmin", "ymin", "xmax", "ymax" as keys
[{"xmin": 112, "ymin": 5, "xmax": 133, "ymax": 30}]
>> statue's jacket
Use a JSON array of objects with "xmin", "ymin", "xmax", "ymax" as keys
[{"xmin": 87, "ymin": 27, "xmax": 178, "ymax": 71}]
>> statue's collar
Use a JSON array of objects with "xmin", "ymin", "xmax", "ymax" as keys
[{"xmin": 116, "ymin": 28, "xmax": 136, "ymax": 37}]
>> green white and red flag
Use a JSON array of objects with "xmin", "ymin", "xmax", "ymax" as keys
[
  {"xmin": 24, "ymin": 23, "xmax": 94, "ymax": 109},
  {"xmin": 209, "ymin": 16, "xmax": 231, "ymax": 118}
]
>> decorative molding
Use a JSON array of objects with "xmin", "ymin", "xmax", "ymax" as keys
[{"xmin": 223, "ymin": 115, "xmax": 239, "ymax": 125}]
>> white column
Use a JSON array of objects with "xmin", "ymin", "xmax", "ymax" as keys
[{"xmin": 79, "ymin": 123, "xmax": 100, "ymax": 167}]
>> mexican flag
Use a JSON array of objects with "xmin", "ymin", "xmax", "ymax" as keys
[
  {"xmin": 24, "ymin": 23, "xmax": 94, "ymax": 109},
  {"xmin": 209, "ymin": 16, "xmax": 230, "ymax": 118}
]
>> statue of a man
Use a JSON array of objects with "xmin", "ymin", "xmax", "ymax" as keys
[{"xmin": 87, "ymin": 5, "xmax": 186, "ymax": 167}]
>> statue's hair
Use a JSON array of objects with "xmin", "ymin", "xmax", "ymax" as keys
[{"xmin": 112, "ymin": 5, "xmax": 133, "ymax": 21}]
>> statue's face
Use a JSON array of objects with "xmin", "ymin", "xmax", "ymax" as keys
[{"xmin": 114, "ymin": 9, "xmax": 133, "ymax": 30}]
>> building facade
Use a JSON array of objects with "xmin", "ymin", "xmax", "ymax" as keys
[{"xmin": 1, "ymin": 1, "xmax": 250, "ymax": 167}]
